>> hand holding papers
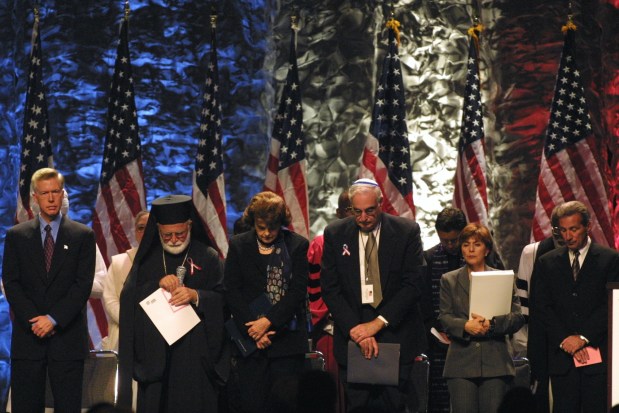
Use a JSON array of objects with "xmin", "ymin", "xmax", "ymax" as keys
[
  {"xmin": 469, "ymin": 270, "xmax": 515, "ymax": 319},
  {"xmin": 140, "ymin": 288, "xmax": 200, "ymax": 345},
  {"xmin": 573, "ymin": 346, "xmax": 602, "ymax": 367}
]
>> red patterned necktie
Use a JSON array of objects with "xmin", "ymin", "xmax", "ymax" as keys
[
  {"xmin": 44, "ymin": 224, "xmax": 54, "ymax": 272},
  {"xmin": 572, "ymin": 250, "xmax": 580, "ymax": 281}
]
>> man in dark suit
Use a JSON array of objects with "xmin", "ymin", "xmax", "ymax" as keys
[
  {"xmin": 535, "ymin": 200, "xmax": 619, "ymax": 413},
  {"xmin": 3, "ymin": 167, "xmax": 96, "ymax": 412},
  {"xmin": 321, "ymin": 178, "xmax": 426, "ymax": 412}
]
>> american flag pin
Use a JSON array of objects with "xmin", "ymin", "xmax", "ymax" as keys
[{"xmin": 342, "ymin": 244, "xmax": 350, "ymax": 256}]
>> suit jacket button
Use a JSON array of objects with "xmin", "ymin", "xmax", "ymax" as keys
[
  {"xmin": 572, "ymin": 292, "xmax": 577, "ymax": 297},
  {"xmin": 475, "ymin": 342, "xmax": 480, "ymax": 348}
]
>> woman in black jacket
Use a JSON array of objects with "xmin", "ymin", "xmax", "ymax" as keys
[{"xmin": 224, "ymin": 191, "xmax": 309, "ymax": 413}]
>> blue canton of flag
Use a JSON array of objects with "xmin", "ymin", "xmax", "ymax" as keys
[
  {"xmin": 360, "ymin": 19, "xmax": 415, "ymax": 219},
  {"xmin": 532, "ymin": 27, "xmax": 613, "ymax": 246},
  {"xmin": 16, "ymin": 14, "xmax": 53, "ymax": 223},
  {"xmin": 370, "ymin": 31, "xmax": 412, "ymax": 197},
  {"xmin": 453, "ymin": 27, "xmax": 489, "ymax": 226},
  {"xmin": 195, "ymin": 59, "xmax": 224, "ymax": 185},
  {"xmin": 543, "ymin": 48, "xmax": 591, "ymax": 157},
  {"xmin": 272, "ymin": 46, "xmax": 305, "ymax": 171},
  {"xmin": 192, "ymin": 16, "xmax": 228, "ymax": 257},
  {"xmin": 458, "ymin": 50, "xmax": 484, "ymax": 152},
  {"xmin": 264, "ymin": 24, "xmax": 309, "ymax": 240},
  {"xmin": 100, "ymin": 20, "xmax": 140, "ymax": 186}
]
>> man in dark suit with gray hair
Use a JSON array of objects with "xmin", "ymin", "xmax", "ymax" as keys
[
  {"xmin": 534, "ymin": 200, "xmax": 619, "ymax": 413},
  {"xmin": 321, "ymin": 178, "xmax": 426, "ymax": 412},
  {"xmin": 3, "ymin": 167, "xmax": 96, "ymax": 412}
]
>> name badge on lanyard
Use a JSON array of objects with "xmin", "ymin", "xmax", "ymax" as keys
[{"xmin": 362, "ymin": 285, "xmax": 374, "ymax": 304}]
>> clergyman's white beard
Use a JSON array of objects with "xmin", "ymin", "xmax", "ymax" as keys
[{"xmin": 161, "ymin": 233, "xmax": 191, "ymax": 255}]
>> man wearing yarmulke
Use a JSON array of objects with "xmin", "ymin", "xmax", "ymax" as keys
[{"xmin": 321, "ymin": 178, "xmax": 426, "ymax": 412}]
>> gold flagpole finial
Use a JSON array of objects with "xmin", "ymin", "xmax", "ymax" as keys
[
  {"xmin": 290, "ymin": 14, "xmax": 299, "ymax": 31},
  {"xmin": 562, "ymin": 1, "xmax": 577, "ymax": 32},
  {"xmin": 468, "ymin": 18, "xmax": 484, "ymax": 42},
  {"xmin": 386, "ymin": 18, "xmax": 401, "ymax": 46},
  {"xmin": 210, "ymin": 3, "xmax": 217, "ymax": 28},
  {"xmin": 124, "ymin": 0, "xmax": 130, "ymax": 20}
]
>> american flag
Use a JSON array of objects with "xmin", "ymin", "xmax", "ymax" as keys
[
  {"xmin": 264, "ymin": 22, "xmax": 309, "ymax": 240},
  {"xmin": 192, "ymin": 16, "xmax": 228, "ymax": 258},
  {"xmin": 359, "ymin": 19, "xmax": 415, "ymax": 219},
  {"xmin": 16, "ymin": 13, "xmax": 53, "ymax": 224},
  {"xmin": 92, "ymin": 17, "xmax": 147, "ymax": 346},
  {"xmin": 531, "ymin": 26, "xmax": 613, "ymax": 246},
  {"xmin": 452, "ymin": 26, "xmax": 489, "ymax": 226}
]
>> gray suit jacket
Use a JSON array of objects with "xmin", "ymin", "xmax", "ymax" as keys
[{"xmin": 439, "ymin": 266, "xmax": 524, "ymax": 378}]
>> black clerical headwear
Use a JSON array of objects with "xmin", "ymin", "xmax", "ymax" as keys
[{"xmin": 151, "ymin": 194, "xmax": 192, "ymax": 225}]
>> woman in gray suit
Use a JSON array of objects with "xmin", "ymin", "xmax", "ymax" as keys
[{"xmin": 438, "ymin": 223, "xmax": 524, "ymax": 413}]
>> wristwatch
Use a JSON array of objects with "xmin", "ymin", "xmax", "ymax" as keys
[{"xmin": 579, "ymin": 335, "xmax": 589, "ymax": 344}]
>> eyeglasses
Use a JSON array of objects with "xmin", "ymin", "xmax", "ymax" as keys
[
  {"xmin": 347, "ymin": 206, "xmax": 378, "ymax": 217},
  {"xmin": 159, "ymin": 228, "xmax": 189, "ymax": 241}
]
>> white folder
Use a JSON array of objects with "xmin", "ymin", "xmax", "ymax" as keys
[
  {"xmin": 139, "ymin": 287, "xmax": 200, "ymax": 345},
  {"xmin": 469, "ymin": 270, "xmax": 515, "ymax": 319}
]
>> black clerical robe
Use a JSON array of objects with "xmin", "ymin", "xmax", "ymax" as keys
[{"xmin": 119, "ymin": 239, "xmax": 227, "ymax": 413}]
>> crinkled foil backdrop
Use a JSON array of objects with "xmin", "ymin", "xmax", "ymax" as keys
[{"xmin": 0, "ymin": 0, "xmax": 618, "ymax": 400}]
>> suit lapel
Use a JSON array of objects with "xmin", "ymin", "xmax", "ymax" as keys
[
  {"xmin": 554, "ymin": 247, "xmax": 573, "ymax": 284},
  {"xmin": 577, "ymin": 242, "xmax": 599, "ymax": 283},
  {"xmin": 28, "ymin": 219, "xmax": 48, "ymax": 280},
  {"xmin": 456, "ymin": 266, "xmax": 470, "ymax": 297},
  {"xmin": 341, "ymin": 219, "xmax": 361, "ymax": 299},
  {"xmin": 377, "ymin": 215, "xmax": 394, "ymax": 289}
]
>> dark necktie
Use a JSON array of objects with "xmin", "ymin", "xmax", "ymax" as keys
[
  {"xmin": 365, "ymin": 232, "xmax": 382, "ymax": 308},
  {"xmin": 572, "ymin": 250, "xmax": 580, "ymax": 281},
  {"xmin": 44, "ymin": 224, "xmax": 54, "ymax": 272}
]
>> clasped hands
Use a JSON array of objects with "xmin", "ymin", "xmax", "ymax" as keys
[
  {"xmin": 246, "ymin": 317, "xmax": 275, "ymax": 349},
  {"xmin": 464, "ymin": 313, "xmax": 490, "ymax": 336},
  {"xmin": 30, "ymin": 315, "xmax": 55, "ymax": 338},
  {"xmin": 560, "ymin": 335, "xmax": 589, "ymax": 364},
  {"xmin": 159, "ymin": 274, "xmax": 197, "ymax": 306},
  {"xmin": 350, "ymin": 318, "xmax": 385, "ymax": 360}
]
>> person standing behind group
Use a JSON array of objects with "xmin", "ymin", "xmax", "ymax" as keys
[
  {"xmin": 101, "ymin": 210, "xmax": 149, "ymax": 352},
  {"xmin": 3, "ymin": 167, "xmax": 96, "ymax": 412},
  {"xmin": 321, "ymin": 178, "xmax": 427, "ymax": 412},
  {"xmin": 534, "ymin": 200, "xmax": 619, "ymax": 413},
  {"xmin": 224, "ymin": 191, "xmax": 309, "ymax": 413},
  {"xmin": 420, "ymin": 207, "xmax": 467, "ymax": 413},
  {"xmin": 439, "ymin": 223, "xmax": 524, "ymax": 413}
]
